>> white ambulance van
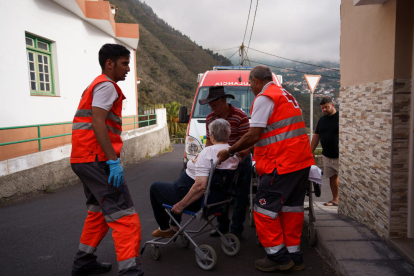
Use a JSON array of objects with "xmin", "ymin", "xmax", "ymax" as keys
[{"xmin": 178, "ymin": 66, "xmax": 282, "ymax": 169}]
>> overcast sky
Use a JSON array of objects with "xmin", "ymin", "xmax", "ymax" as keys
[{"xmin": 141, "ymin": 0, "xmax": 341, "ymax": 65}]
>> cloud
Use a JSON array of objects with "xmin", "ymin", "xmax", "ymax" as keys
[{"xmin": 140, "ymin": 0, "xmax": 340, "ymax": 63}]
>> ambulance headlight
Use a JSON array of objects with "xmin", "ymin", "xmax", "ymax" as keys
[{"xmin": 185, "ymin": 135, "xmax": 202, "ymax": 156}]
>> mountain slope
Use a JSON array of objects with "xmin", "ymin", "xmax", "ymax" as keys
[{"xmin": 108, "ymin": 0, "xmax": 231, "ymax": 107}]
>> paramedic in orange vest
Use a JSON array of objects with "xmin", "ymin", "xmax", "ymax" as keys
[
  {"xmin": 217, "ymin": 65, "xmax": 314, "ymax": 272},
  {"xmin": 70, "ymin": 44, "xmax": 143, "ymax": 276}
]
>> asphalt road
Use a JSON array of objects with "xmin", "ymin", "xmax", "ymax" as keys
[{"xmin": 0, "ymin": 144, "xmax": 336, "ymax": 276}]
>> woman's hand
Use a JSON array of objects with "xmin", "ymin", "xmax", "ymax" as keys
[{"xmin": 171, "ymin": 201, "xmax": 184, "ymax": 214}]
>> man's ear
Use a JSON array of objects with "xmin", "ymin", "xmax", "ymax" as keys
[{"xmin": 105, "ymin": 59, "xmax": 114, "ymax": 70}]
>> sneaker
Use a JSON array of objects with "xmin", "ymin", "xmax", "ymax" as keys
[
  {"xmin": 291, "ymin": 262, "xmax": 305, "ymax": 271},
  {"xmin": 152, "ymin": 228, "xmax": 175, "ymax": 238},
  {"xmin": 255, "ymin": 257, "xmax": 294, "ymax": 272}
]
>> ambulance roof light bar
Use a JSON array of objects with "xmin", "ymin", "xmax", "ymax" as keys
[{"xmin": 213, "ymin": 66, "xmax": 254, "ymax": 71}]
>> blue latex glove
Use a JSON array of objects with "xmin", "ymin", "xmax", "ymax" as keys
[{"xmin": 106, "ymin": 158, "xmax": 124, "ymax": 187}]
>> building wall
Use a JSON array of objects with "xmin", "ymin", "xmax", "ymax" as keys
[
  {"xmin": 340, "ymin": 0, "xmax": 397, "ymax": 87},
  {"xmin": 340, "ymin": 0, "xmax": 413, "ymax": 238},
  {"xmin": 339, "ymin": 80, "xmax": 393, "ymax": 239},
  {"xmin": 0, "ymin": 0, "xmax": 137, "ymax": 129}
]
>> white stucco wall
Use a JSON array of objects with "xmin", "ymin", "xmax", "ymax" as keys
[{"xmin": 0, "ymin": 0, "xmax": 137, "ymax": 128}]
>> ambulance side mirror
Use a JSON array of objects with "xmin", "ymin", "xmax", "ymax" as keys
[{"xmin": 178, "ymin": 105, "xmax": 189, "ymax": 123}]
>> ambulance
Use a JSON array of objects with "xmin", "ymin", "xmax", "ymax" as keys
[{"xmin": 178, "ymin": 66, "xmax": 282, "ymax": 169}]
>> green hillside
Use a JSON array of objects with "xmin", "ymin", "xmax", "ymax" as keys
[{"xmin": 109, "ymin": 0, "xmax": 231, "ymax": 107}]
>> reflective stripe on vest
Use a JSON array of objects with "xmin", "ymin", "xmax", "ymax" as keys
[
  {"xmin": 262, "ymin": 115, "xmax": 304, "ymax": 134},
  {"xmin": 281, "ymin": 205, "xmax": 304, "ymax": 213},
  {"xmin": 264, "ymin": 242, "xmax": 285, "ymax": 255},
  {"xmin": 105, "ymin": 207, "xmax": 136, "ymax": 223},
  {"xmin": 74, "ymin": 109, "xmax": 123, "ymax": 126},
  {"xmin": 255, "ymin": 127, "xmax": 307, "ymax": 147},
  {"xmin": 254, "ymin": 204, "xmax": 278, "ymax": 219},
  {"xmin": 72, "ymin": 122, "xmax": 122, "ymax": 136}
]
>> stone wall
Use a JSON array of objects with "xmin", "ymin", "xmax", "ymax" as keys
[
  {"xmin": 390, "ymin": 79, "xmax": 411, "ymax": 238},
  {"xmin": 339, "ymin": 79, "xmax": 394, "ymax": 239}
]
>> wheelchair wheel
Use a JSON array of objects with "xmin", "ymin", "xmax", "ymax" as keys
[
  {"xmin": 180, "ymin": 234, "xmax": 190, "ymax": 248},
  {"xmin": 195, "ymin": 245, "xmax": 217, "ymax": 271},
  {"xmin": 221, "ymin": 233, "xmax": 240, "ymax": 256},
  {"xmin": 151, "ymin": 245, "xmax": 161, "ymax": 260},
  {"xmin": 308, "ymin": 224, "xmax": 316, "ymax": 246}
]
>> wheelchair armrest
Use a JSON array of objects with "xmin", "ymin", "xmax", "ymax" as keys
[{"xmin": 162, "ymin": 204, "xmax": 196, "ymax": 216}]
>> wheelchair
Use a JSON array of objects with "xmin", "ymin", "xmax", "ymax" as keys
[{"xmin": 140, "ymin": 160, "xmax": 242, "ymax": 271}]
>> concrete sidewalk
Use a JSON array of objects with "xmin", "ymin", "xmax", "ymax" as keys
[{"xmin": 304, "ymin": 201, "xmax": 414, "ymax": 276}]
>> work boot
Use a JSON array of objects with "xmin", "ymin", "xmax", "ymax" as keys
[
  {"xmin": 291, "ymin": 261, "xmax": 305, "ymax": 271},
  {"xmin": 72, "ymin": 262, "xmax": 112, "ymax": 276},
  {"xmin": 254, "ymin": 257, "xmax": 294, "ymax": 272}
]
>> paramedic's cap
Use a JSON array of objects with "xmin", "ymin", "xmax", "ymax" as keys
[{"xmin": 199, "ymin": 86, "xmax": 235, "ymax": 105}]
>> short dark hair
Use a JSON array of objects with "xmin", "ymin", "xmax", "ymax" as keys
[
  {"xmin": 249, "ymin": 65, "xmax": 273, "ymax": 82},
  {"xmin": 99, "ymin": 44, "xmax": 130, "ymax": 70},
  {"xmin": 320, "ymin": 97, "xmax": 333, "ymax": 105}
]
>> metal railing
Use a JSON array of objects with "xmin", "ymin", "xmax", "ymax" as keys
[{"xmin": 0, "ymin": 109, "xmax": 157, "ymax": 152}]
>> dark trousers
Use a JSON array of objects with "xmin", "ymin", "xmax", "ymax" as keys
[
  {"xmin": 150, "ymin": 171, "xmax": 202, "ymax": 230},
  {"xmin": 217, "ymin": 154, "xmax": 252, "ymax": 234}
]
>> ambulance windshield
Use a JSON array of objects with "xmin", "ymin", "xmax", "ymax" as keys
[{"xmin": 192, "ymin": 86, "xmax": 255, "ymax": 118}]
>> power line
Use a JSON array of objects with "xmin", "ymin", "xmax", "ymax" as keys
[
  {"xmin": 246, "ymin": 0, "xmax": 259, "ymax": 60},
  {"xmin": 168, "ymin": 46, "xmax": 239, "ymax": 52},
  {"xmin": 227, "ymin": 49, "xmax": 240, "ymax": 60},
  {"xmin": 243, "ymin": 0, "xmax": 253, "ymax": 44},
  {"xmin": 249, "ymin": 59, "xmax": 340, "ymax": 79},
  {"xmin": 248, "ymin": 47, "xmax": 340, "ymax": 71}
]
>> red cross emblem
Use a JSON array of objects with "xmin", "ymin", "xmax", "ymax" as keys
[{"xmin": 259, "ymin": 198, "xmax": 266, "ymax": 205}]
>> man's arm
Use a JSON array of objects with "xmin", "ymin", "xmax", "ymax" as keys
[
  {"xmin": 92, "ymin": 107, "xmax": 117, "ymax": 160},
  {"xmin": 310, "ymin": 133, "xmax": 320, "ymax": 153},
  {"xmin": 171, "ymin": 176, "xmax": 208, "ymax": 214},
  {"xmin": 217, "ymin": 127, "xmax": 263, "ymax": 164}
]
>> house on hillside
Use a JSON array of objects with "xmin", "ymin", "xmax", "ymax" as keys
[
  {"xmin": 339, "ymin": 0, "xmax": 413, "ymax": 254},
  {"xmin": 0, "ymin": 0, "xmax": 139, "ymax": 161}
]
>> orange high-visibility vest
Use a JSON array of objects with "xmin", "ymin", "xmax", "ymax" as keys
[
  {"xmin": 252, "ymin": 84, "xmax": 314, "ymax": 175},
  {"xmin": 70, "ymin": 74, "xmax": 126, "ymax": 163}
]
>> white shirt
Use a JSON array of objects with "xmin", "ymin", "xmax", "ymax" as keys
[
  {"xmin": 250, "ymin": 81, "xmax": 277, "ymax": 128},
  {"xmin": 92, "ymin": 81, "xmax": 119, "ymax": 111},
  {"xmin": 186, "ymin": 144, "xmax": 239, "ymax": 180}
]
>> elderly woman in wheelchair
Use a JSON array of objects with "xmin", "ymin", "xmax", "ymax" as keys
[{"xmin": 149, "ymin": 118, "xmax": 239, "ymax": 238}]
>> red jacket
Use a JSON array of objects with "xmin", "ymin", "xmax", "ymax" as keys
[
  {"xmin": 70, "ymin": 74, "xmax": 125, "ymax": 163},
  {"xmin": 252, "ymin": 84, "xmax": 314, "ymax": 175}
]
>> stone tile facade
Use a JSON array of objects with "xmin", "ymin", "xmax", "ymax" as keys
[
  {"xmin": 339, "ymin": 80, "xmax": 394, "ymax": 239},
  {"xmin": 339, "ymin": 79, "xmax": 411, "ymax": 239}
]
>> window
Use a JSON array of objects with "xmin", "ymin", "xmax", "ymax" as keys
[{"xmin": 25, "ymin": 34, "xmax": 55, "ymax": 96}]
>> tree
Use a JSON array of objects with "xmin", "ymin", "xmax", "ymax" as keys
[{"xmin": 165, "ymin": 101, "xmax": 182, "ymax": 137}]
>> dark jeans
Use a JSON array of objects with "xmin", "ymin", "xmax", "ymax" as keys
[
  {"xmin": 217, "ymin": 154, "xmax": 252, "ymax": 234},
  {"xmin": 150, "ymin": 171, "xmax": 202, "ymax": 230}
]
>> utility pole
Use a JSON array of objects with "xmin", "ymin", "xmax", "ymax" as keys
[{"xmin": 240, "ymin": 43, "xmax": 245, "ymax": 66}]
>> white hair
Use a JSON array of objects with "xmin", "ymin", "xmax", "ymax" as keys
[{"xmin": 209, "ymin": 119, "xmax": 231, "ymax": 143}]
